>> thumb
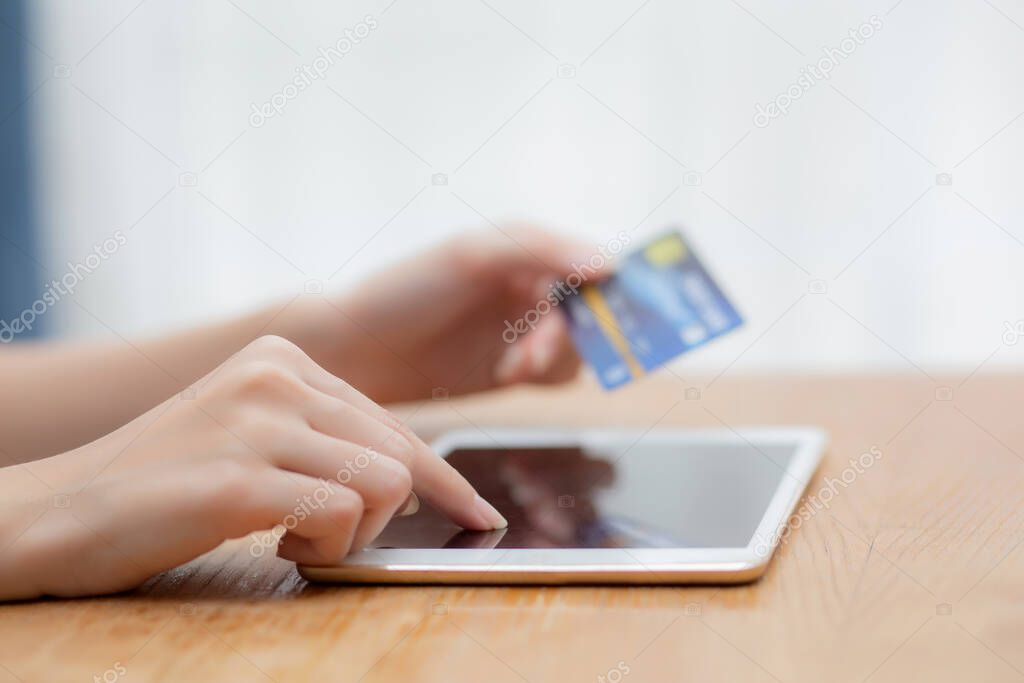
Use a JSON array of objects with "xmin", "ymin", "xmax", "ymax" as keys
[{"xmin": 493, "ymin": 312, "xmax": 579, "ymax": 386}]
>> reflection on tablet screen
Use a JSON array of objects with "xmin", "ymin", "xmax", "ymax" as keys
[{"xmin": 372, "ymin": 443, "xmax": 795, "ymax": 550}]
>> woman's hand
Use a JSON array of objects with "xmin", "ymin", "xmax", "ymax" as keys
[
  {"xmin": 0, "ymin": 226, "xmax": 613, "ymax": 460},
  {"xmin": 0, "ymin": 335, "xmax": 505, "ymax": 601},
  {"xmin": 299, "ymin": 226, "xmax": 615, "ymax": 403}
]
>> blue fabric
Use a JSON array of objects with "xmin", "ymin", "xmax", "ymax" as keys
[{"xmin": 0, "ymin": 0, "xmax": 43, "ymax": 338}]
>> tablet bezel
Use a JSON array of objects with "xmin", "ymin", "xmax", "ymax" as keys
[{"xmin": 298, "ymin": 426, "xmax": 826, "ymax": 584}]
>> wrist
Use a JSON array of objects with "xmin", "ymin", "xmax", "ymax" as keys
[
  {"xmin": 0, "ymin": 445, "xmax": 106, "ymax": 600},
  {"xmin": 0, "ymin": 466, "xmax": 58, "ymax": 600}
]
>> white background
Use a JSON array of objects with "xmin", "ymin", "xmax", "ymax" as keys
[{"xmin": 23, "ymin": 0, "xmax": 1024, "ymax": 377}]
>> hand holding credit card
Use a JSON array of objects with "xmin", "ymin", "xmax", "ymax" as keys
[{"xmin": 563, "ymin": 231, "xmax": 742, "ymax": 389}]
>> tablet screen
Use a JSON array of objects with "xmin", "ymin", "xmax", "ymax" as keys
[{"xmin": 371, "ymin": 441, "xmax": 796, "ymax": 550}]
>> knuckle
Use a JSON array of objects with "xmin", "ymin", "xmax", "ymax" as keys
[
  {"xmin": 376, "ymin": 411, "xmax": 419, "ymax": 458},
  {"xmin": 386, "ymin": 434, "xmax": 417, "ymax": 469},
  {"xmin": 246, "ymin": 334, "xmax": 301, "ymax": 358},
  {"xmin": 331, "ymin": 488, "xmax": 364, "ymax": 523},
  {"xmin": 377, "ymin": 408, "xmax": 403, "ymax": 431},
  {"xmin": 233, "ymin": 361, "xmax": 300, "ymax": 398},
  {"xmin": 370, "ymin": 421, "xmax": 416, "ymax": 467},
  {"xmin": 376, "ymin": 458, "xmax": 413, "ymax": 505}
]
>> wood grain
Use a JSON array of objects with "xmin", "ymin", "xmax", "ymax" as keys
[{"xmin": 1, "ymin": 374, "xmax": 1022, "ymax": 683}]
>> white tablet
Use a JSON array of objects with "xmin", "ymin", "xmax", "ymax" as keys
[{"xmin": 299, "ymin": 427, "xmax": 827, "ymax": 585}]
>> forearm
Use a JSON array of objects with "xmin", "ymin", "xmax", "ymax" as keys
[
  {"xmin": 0, "ymin": 300, "xmax": 324, "ymax": 462},
  {"xmin": 0, "ymin": 290, "xmax": 425, "ymax": 463}
]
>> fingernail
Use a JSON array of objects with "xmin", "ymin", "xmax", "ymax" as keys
[
  {"xmin": 474, "ymin": 494, "xmax": 508, "ymax": 529},
  {"xmin": 395, "ymin": 492, "xmax": 420, "ymax": 517},
  {"xmin": 494, "ymin": 345, "xmax": 525, "ymax": 383}
]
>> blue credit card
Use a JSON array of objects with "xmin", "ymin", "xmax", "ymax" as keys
[{"xmin": 563, "ymin": 231, "xmax": 742, "ymax": 389}]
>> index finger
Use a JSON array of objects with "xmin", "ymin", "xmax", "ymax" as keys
[
  {"xmin": 298, "ymin": 359, "xmax": 506, "ymax": 531},
  {"xmin": 405, "ymin": 432, "xmax": 507, "ymax": 531}
]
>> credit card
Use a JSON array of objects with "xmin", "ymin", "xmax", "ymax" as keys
[{"xmin": 563, "ymin": 230, "xmax": 742, "ymax": 389}]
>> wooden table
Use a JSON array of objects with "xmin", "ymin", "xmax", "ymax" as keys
[{"xmin": 1, "ymin": 374, "xmax": 1022, "ymax": 683}]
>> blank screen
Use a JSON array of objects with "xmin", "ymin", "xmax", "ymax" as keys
[{"xmin": 371, "ymin": 441, "xmax": 796, "ymax": 550}]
